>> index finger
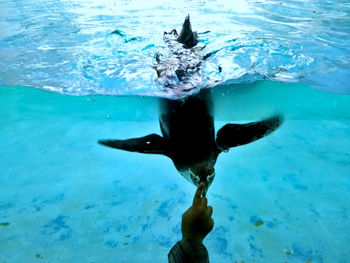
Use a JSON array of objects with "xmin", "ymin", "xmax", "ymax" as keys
[{"xmin": 193, "ymin": 183, "xmax": 204, "ymax": 207}]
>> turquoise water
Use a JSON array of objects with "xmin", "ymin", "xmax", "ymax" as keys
[
  {"xmin": 1, "ymin": 82, "xmax": 350, "ymax": 262},
  {"xmin": 1, "ymin": 0, "xmax": 350, "ymax": 262}
]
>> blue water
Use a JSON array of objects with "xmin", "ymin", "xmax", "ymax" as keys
[
  {"xmin": 1, "ymin": 0, "xmax": 350, "ymax": 262},
  {"xmin": 0, "ymin": 0, "xmax": 349, "ymax": 96}
]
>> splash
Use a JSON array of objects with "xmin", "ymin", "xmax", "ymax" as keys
[{"xmin": 0, "ymin": 0, "xmax": 349, "ymax": 97}]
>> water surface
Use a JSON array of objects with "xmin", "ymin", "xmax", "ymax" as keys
[{"xmin": 0, "ymin": 0, "xmax": 349, "ymax": 96}]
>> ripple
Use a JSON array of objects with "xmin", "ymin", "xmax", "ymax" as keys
[{"xmin": 0, "ymin": 0, "xmax": 349, "ymax": 97}]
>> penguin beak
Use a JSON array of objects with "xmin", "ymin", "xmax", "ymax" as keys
[
  {"xmin": 189, "ymin": 169, "xmax": 215, "ymax": 197},
  {"xmin": 201, "ymin": 171, "xmax": 215, "ymax": 197}
]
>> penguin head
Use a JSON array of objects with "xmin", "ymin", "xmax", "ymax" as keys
[{"xmin": 189, "ymin": 162, "xmax": 215, "ymax": 197}]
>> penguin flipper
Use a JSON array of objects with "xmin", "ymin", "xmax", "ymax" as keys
[
  {"xmin": 98, "ymin": 134, "xmax": 170, "ymax": 156},
  {"xmin": 216, "ymin": 115, "xmax": 283, "ymax": 151}
]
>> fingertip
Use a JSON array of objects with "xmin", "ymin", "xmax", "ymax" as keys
[
  {"xmin": 193, "ymin": 184, "xmax": 204, "ymax": 206},
  {"xmin": 195, "ymin": 184, "xmax": 204, "ymax": 195},
  {"xmin": 195, "ymin": 184, "xmax": 203, "ymax": 196}
]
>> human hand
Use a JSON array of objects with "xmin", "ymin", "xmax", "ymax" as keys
[{"xmin": 181, "ymin": 183, "xmax": 214, "ymax": 243}]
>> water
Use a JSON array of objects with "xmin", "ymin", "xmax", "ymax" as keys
[
  {"xmin": 1, "ymin": 0, "xmax": 350, "ymax": 262},
  {"xmin": 0, "ymin": 0, "xmax": 349, "ymax": 96}
]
